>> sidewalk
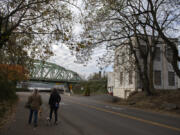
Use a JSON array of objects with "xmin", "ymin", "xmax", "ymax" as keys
[{"xmin": 0, "ymin": 92, "xmax": 73, "ymax": 135}]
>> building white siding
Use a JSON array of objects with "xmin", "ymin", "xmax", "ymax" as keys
[
  {"xmin": 111, "ymin": 37, "xmax": 179, "ymax": 99},
  {"xmin": 153, "ymin": 44, "xmax": 178, "ymax": 90},
  {"xmin": 107, "ymin": 72, "xmax": 114, "ymax": 94}
]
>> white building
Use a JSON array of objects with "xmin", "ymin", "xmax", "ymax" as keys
[
  {"xmin": 110, "ymin": 37, "xmax": 179, "ymax": 99},
  {"xmin": 107, "ymin": 72, "xmax": 114, "ymax": 95}
]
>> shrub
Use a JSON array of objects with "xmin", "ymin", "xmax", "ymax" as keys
[
  {"xmin": 0, "ymin": 75, "xmax": 17, "ymax": 102},
  {"xmin": 73, "ymin": 80, "xmax": 108, "ymax": 95}
]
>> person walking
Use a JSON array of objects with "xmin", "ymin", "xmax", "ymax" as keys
[
  {"xmin": 27, "ymin": 89, "xmax": 42, "ymax": 127},
  {"xmin": 48, "ymin": 88, "xmax": 61, "ymax": 125}
]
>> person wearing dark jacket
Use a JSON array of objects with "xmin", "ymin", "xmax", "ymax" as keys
[{"xmin": 49, "ymin": 88, "xmax": 61, "ymax": 124}]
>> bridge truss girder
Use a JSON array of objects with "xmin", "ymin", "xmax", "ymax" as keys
[{"xmin": 29, "ymin": 60, "xmax": 82, "ymax": 82}]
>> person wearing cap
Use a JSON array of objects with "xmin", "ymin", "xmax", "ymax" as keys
[
  {"xmin": 48, "ymin": 88, "xmax": 61, "ymax": 125},
  {"xmin": 27, "ymin": 89, "xmax": 42, "ymax": 127}
]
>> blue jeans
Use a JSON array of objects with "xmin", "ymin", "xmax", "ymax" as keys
[{"xmin": 28, "ymin": 109, "xmax": 38, "ymax": 125}]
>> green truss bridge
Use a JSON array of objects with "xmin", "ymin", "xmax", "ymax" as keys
[{"xmin": 29, "ymin": 60, "xmax": 82, "ymax": 83}]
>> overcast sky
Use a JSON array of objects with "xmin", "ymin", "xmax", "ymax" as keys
[
  {"xmin": 48, "ymin": 43, "xmax": 113, "ymax": 78},
  {"xmin": 46, "ymin": 0, "xmax": 113, "ymax": 78}
]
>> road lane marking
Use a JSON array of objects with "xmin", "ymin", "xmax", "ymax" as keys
[
  {"xmin": 66, "ymin": 99, "xmax": 180, "ymax": 132},
  {"xmin": 105, "ymin": 105, "xmax": 125, "ymax": 110},
  {"xmin": 65, "ymin": 96, "xmax": 180, "ymax": 118}
]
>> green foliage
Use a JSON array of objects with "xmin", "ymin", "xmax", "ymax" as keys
[
  {"xmin": 84, "ymin": 86, "xmax": 90, "ymax": 96},
  {"xmin": 0, "ymin": 74, "xmax": 17, "ymax": 102},
  {"xmin": 0, "ymin": 75, "xmax": 17, "ymax": 121},
  {"xmin": 73, "ymin": 80, "xmax": 108, "ymax": 95}
]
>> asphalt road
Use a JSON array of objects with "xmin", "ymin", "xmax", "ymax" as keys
[{"xmin": 0, "ymin": 92, "xmax": 180, "ymax": 135}]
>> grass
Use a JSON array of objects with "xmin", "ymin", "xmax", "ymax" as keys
[
  {"xmin": 116, "ymin": 90, "xmax": 180, "ymax": 115},
  {"xmin": 73, "ymin": 88, "xmax": 108, "ymax": 96}
]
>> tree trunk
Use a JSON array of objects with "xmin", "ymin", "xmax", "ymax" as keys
[
  {"xmin": 143, "ymin": 77, "xmax": 151, "ymax": 96},
  {"xmin": 148, "ymin": 0, "xmax": 180, "ymax": 77},
  {"xmin": 143, "ymin": 58, "xmax": 153, "ymax": 96},
  {"xmin": 149, "ymin": 50, "xmax": 154, "ymax": 93}
]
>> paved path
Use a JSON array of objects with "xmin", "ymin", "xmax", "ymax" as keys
[{"xmin": 0, "ymin": 92, "xmax": 180, "ymax": 135}]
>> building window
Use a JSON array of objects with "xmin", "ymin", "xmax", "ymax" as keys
[
  {"xmin": 165, "ymin": 46, "xmax": 173, "ymax": 63},
  {"xmin": 168, "ymin": 72, "xmax": 175, "ymax": 86},
  {"xmin": 120, "ymin": 72, "xmax": 123, "ymax": 85},
  {"xmin": 140, "ymin": 45, "xmax": 146, "ymax": 58},
  {"xmin": 129, "ymin": 71, "xmax": 133, "ymax": 84},
  {"xmin": 155, "ymin": 47, "xmax": 161, "ymax": 61},
  {"xmin": 154, "ymin": 70, "xmax": 161, "ymax": 85}
]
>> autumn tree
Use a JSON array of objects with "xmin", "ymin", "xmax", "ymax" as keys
[
  {"xmin": 0, "ymin": 0, "xmax": 83, "ymax": 82},
  {"xmin": 0, "ymin": 0, "xmax": 80, "ymax": 100},
  {"xmin": 73, "ymin": 0, "xmax": 180, "ymax": 95},
  {"xmin": 0, "ymin": 64, "xmax": 28, "ymax": 82},
  {"xmin": 0, "ymin": 0, "xmax": 78, "ymax": 64}
]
